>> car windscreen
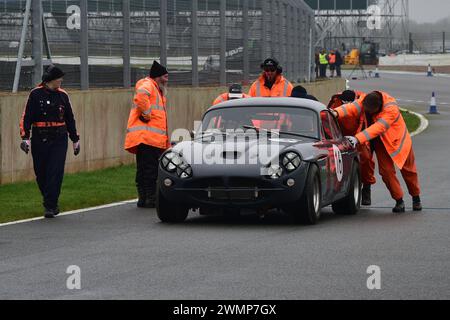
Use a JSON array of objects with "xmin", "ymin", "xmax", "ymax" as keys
[{"xmin": 200, "ymin": 106, "xmax": 319, "ymax": 139}]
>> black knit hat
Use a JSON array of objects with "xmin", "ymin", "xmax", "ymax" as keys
[
  {"xmin": 340, "ymin": 90, "xmax": 356, "ymax": 102},
  {"xmin": 149, "ymin": 60, "xmax": 168, "ymax": 79},
  {"xmin": 291, "ymin": 85, "xmax": 308, "ymax": 98},
  {"xmin": 291, "ymin": 85, "xmax": 318, "ymax": 101},
  {"xmin": 42, "ymin": 64, "xmax": 65, "ymax": 82},
  {"xmin": 228, "ymin": 83, "xmax": 243, "ymax": 99},
  {"xmin": 261, "ymin": 57, "xmax": 279, "ymax": 69}
]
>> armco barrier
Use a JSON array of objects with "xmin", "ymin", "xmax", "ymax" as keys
[{"xmin": 0, "ymin": 78, "xmax": 344, "ymax": 184}]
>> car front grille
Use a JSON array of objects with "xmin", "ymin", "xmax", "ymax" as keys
[{"xmin": 181, "ymin": 177, "xmax": 281, "ymax": 202}]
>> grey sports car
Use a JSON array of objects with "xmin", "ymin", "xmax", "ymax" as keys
[{"xmin": 156, "ymin": 97, "xmax": 361, "ymax": 224}]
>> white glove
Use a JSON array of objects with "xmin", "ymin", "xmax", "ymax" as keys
[
  {"xmin": 73, "ymin": 141, "xmax": 80, "ymax": 156},
  {"xmin": 346, "ymin": 136, "xmax": 359, "ymax": 148},
  {"xmin": 20, "ymin": 139, "xmax": 31, "ymax": 154}
]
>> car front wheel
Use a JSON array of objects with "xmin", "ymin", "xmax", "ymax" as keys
[
  {"xmin": 332, "ymin": 160, "xmax": 361, "ymax": 215},
  {"xmin": 156, "ymin": 185, "xmax": 189, "ymax": 223},
  {"xmin": 286, "ymin": 164, "xmax": 322, "ymax": 225}
]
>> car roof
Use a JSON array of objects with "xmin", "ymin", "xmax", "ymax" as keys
[{"xmin": 207, "ymin": 97, "xmax": 328, "ymax": 114}]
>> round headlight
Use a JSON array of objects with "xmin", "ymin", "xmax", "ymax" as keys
[
  {"xmin": 177, "ymin": 163, "xmax": 192, "ymax": 179},
  {"xmin": 268, "ymin": 164, "xmax": 283, "ymax": 179},
  {"xmin": 282, "ymin": 152, "xmax": 301, "ymax": 172},
  {"xmin": 162, "ymin": 152, "xmax": 193, "ymax": 178}
]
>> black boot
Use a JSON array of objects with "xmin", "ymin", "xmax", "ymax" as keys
[
  {"xmin": 392, "ymin": 199, "xmax": 405, "ymax": 213},
  {"xmin": 137, "ymin": 185, "xmax": 147, "ymax": 208},
  {"xmin": 361, "ymin": 184, "xmax": 371, "ymax": 206},
  {"xmin": 144, "ymin": 190, "xmax": 156, "ymax": 208},
  {"xmin": 413, "ymin": 196, "xmax": 422, "ymax": 211},
  {"xmin": 44, "ymin": 207, "xmax": 55, "ymax": 218}
]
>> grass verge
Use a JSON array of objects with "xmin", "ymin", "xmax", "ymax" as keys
[
  {"xmin": 401, "ymin": 109, "xmax": 421, "ymax": 133},
  {"xmin": 0, "ymin": 164, "xmax": 136, "ymax": 223}
]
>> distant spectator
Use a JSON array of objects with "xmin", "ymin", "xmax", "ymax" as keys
[
  {"xmin": 334, "ymin": 49, "xmax": 343, "ymax": 78},
  {"xmin": 315, "ymin": 51, "xmax": 320, "ymax": 79},
  {"xmin": 329, "ymin": 50, "xmax": 336, "ymax": 77},
  {"xmin": 319, "ymin": 49, "xmax": 328, "ymax": 78}
]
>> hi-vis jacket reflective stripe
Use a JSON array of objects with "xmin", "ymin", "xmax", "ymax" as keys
[
  {"xmin": 319, "ymin": 53, "xmax": 328, "ymax": 65},
  {"xmin": 248, "ymin": 74, "xmax": 293, "ymax": 97},
  {"xmin": 327, "ymin": 90, "xmax": 366, "ymax": 136},
  {"xmin": 335, "ymin": 91, "xmax": 412, "ymax": 169},
  {"xmin": 124, "ymin": 77, "xmax": 169, "ymax": 154},
  {"xmin": 212, "ymin": 92, "xmax": 251, "ymax": 105},
  {"xmin": 328, "ymin": 54, "xmax": 336, "ymax": 64}
]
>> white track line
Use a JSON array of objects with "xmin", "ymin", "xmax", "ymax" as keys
[
  {"xmin": 399, "ymin": 108, "xmax": 429, "ymax": 137},
  {"xmin": 0, "ymin": 199, "xmax": 138, "ymax": 227}
]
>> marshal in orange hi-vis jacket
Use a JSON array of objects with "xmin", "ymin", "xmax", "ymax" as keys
[
  {"xmin": 327, "ymin": 90, "xmax": 376, "ymax": 192},
  {"xmin": 212, "ymin": 92, "xmax": 251, "ymax": 105},
  {"xmin": 248, "ymin": 74, "xmax": 293, "ymax": 97},
  {"xmin": 124, "ymin": 77, "xmax": 170, "ymax": 154},
  {"xmin": 334, "ymin": 91, "xmax": 421, "ymax": 212}
]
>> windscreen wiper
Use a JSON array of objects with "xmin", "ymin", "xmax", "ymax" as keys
[
  {"xmin": 242, "ymin": 126, "xmax": 319, "ymax": 140},
  {"xmin": 278, "ymin": 131, "xmax": 320, "ymax": 141}
]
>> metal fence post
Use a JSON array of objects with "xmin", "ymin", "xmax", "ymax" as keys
[
  {"xmin": 271, "ymin": 0, "xmax": 277, "ymax": 59},
  {"xmin": 243, "ymin": 0, "xmax": 249, "ymax": 85},
  {"xmin": 294, "ymin": 7, "xmax": 299, "ymax": 82},
  {"xmin": 279, "ymin": 1, "xmax": 284, "ymax": 69},
  {"xmin": 31, "ymin": 0, "xmax": 43, "ymax": 87},
  {"xmin": 123, "ymin": 0, "xmax": 131, "ymax": 88},
  {"xmin": 160, "ymin": 0, "xmax": 167, "ymax": 66},
  {"xmin": 220, "ymin": 0, "xmax": 226, "ymax": 86},
  {"xmin": 444, "ymin": 32, "xmax": 446, "ymax": 54},
  {"xmin": 192, "ymin": 0, "xmax": 199, "ymax": 87},
  {"xmin": 285, "ymin": 4, "xmax": 290, "ymax": 81},
  {"xmin": 261, "ymin": 0, "xmax": 268, "ymax": 59},
  {"xmin": 308, "ymin": 21, "xmax": 313, "ymax": 82},
  {"xmin": 80, "ymin": 0, "xmax": 89, "ymax": 90},
  {"xmin": 13, "ymin": 0, "xmax": 32, "ymax": 92}
]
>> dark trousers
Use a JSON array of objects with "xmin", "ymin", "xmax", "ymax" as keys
[
  {"xmin": 319, "ymin": 64, "xmax": 327, "ymax": 77},
  {"xmin": 136, "ymin": 144, "xmax": 164, "ymax": 196},
  {"xmin": 336, "ymin": 65, "xmax": 342, "ymax": 77},
  {"xmin": 31, "ymin": 134, "xmax": 68, "ymax": 210}
]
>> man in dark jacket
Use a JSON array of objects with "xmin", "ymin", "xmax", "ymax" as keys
[
  {"xmin": 20, "ymin": 65, "xmax": 80, "ymax": 218},
  {"xmin": 334, "ymin": 49, "xmax": 343, "ymax": 78}
]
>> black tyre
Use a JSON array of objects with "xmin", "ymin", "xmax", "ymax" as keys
[
  {"xmin": 156, "ymin": 186, "xmax": 189, "ymax": 223},
  {"xmin": 332, "ymin": 161, "xmax": 361, "ymax": 215},
  {"xmin": 287, "ymin": 164, "xmax": 321, "ymax": 225}
]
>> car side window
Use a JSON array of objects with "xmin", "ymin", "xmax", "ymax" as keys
[
  {"xmin": 320, "ymin": 110, "xmax": 333, "ymax": 140},
  {"xmin": 328, "ymin": 112, "xmax": 343, "ymax": 141}
]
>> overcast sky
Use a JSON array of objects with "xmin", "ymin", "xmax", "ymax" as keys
[{"xmin": 409, "ymin": 0, "xmax": 450, "ymax": 23}]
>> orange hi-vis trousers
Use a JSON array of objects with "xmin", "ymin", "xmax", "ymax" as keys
[
  {"xmin": 373, "ymin": 139, "xmax": 421, "ymax": 201},
  {"xmin": 358, "ymin": 143, "xmax": 376, "ymax": 186}
]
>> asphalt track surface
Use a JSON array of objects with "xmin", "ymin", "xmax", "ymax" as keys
[{"xmin": 1, "ymin": 72, "xmax": 449, "ymax": 300}]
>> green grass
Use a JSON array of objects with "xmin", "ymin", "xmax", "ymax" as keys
[
  {"xmin": 0, "ymin": 164, "xmax": 137, "ymax": 223},
  {"xmin": 401, "ymin": 109, "xmax": 421, "ymax": 133}
]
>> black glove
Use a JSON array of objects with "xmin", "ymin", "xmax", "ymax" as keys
[
  {"xmin": 73, "ymin": 141, "xmax": 80, "ymax": 156},
  {"xmin": 20, "ymin": 140, "xmax": 30, "ymax": 154},
  {"xmin": 139, "ymin": 115, "xmax": 150, "ymax": 123}
]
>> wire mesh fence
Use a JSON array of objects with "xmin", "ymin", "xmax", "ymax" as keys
[
  {"xmin": 0, "ymin": 0, "xmax": 315, "ymax": 91},
  {"xmin": 409, "ymin": 32, "xmax": 450, "ymax": 54}
]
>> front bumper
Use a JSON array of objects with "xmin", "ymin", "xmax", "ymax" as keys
[{"xmin": 158, "ymin": 163, "xmax": 309, "ymax": 209}]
